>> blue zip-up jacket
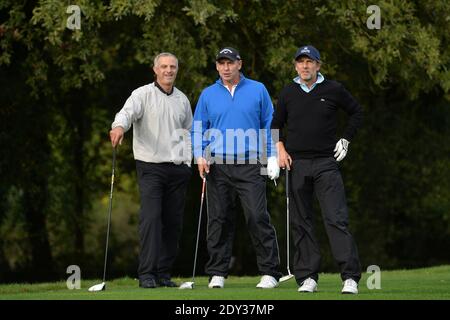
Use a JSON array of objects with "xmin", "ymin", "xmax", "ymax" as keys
[{"xmin": 192, "ymin": 74, "xmax": 276, "ymax": 162}]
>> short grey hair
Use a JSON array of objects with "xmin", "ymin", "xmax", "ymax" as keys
[{"xmin": 153, "ymin": 52, "xmax": 178, "ymax": 68}]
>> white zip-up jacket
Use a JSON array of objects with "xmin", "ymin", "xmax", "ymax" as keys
[{"xmin": 112, "ymin": 82, "xmax": 192, "ymax": 165}]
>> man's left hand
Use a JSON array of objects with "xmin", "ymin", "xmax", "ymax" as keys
[
  {"xmin": 267, "ymin": 156, "xmax": 280, "ymax": 180},
  {"xmin": 334, "ymin": 138, "xmax": 350, "ymax": 162}
]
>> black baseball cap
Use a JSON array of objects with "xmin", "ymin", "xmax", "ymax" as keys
[
  {"xmin": 216, "ymin": 47, "xmax": 241, "ymax": 61},
  {"xmin": 294, "ymin": 45, "xmax": 321, "ymax": 61}
]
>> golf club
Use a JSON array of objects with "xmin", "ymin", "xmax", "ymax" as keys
[
  {"xmin": 279, "ymin": 169, "xmax": 294, "ymax": 282},
  {"xmin": 179, "ymin": 176, "xmax": 207, "ymax": 290},
  {"xmin": 88, "ymin": 147, "xmax": 117, "ymax": 292}
]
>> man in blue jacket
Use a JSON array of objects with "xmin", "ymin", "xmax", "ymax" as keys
[{"xmin": 192, "ymin": 47, "xmax": 281, "ymax": 289}]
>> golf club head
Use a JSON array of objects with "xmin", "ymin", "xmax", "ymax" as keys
[
  {"xmin": 179, "ymin": 281, "xmax": 195, "ymax": 290},
  {"xmin": 279, "ymin": 274, "xmax": 294, "ymax": 283},
  {"xmin": 88, "ymin": 282, "xmax": 106, "ymax": 292}
]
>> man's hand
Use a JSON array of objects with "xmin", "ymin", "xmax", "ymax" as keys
[
  {"xmin": 276, "ymin": 142, "xmax": 292, "ymax": 170},
  {"xmin": 334, "ymin": 138, "xmax": 349, "ymax": 162},
  {"xmin": 110, "ymin": 127, "xmax": 124, "ymax": 147},
  {"xmin": 267, "ymin": 156, "xmax": 280, "ymax": 180},
  {"xmin": 197, "ymin": 157, "xmax": 210, "ymax": 178}
]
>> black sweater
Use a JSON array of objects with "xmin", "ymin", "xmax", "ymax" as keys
[{"xmin": 271, "ymin": 79, "xmax": 363, "ymax": 159}]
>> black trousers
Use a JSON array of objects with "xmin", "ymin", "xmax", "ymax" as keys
[
  {"xmin": 290, "ymin": 157, "xmax": 361, "ymax": 284},
  {"xmin": 205, "ymin": 164, "xmax": 281, "ymax": 279},
  {"xmin": 135, "ymin": 161, "xmax": 192, "ymax": 281}
]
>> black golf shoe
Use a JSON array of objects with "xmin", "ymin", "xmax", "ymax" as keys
[
  {"xmin": 139, "ymin": 278, "xmax": 158, "ymax": 288},
  {"xmin": 158, "ymin": 278, "xmax": 178, "ymax": 287}
]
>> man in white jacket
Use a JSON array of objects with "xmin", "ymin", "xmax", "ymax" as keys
[{"xmin": 110, "ymin": 52, "xmax": 192, "ymax": 288}]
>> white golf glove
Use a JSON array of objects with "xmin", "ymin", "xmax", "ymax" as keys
[
  {"xmin": 267, "ymin": 156, "xmax": 280, "ymax": 180},
  {"xmin": 334, "ymin": 138, "xmax": 349, "ymax": 162}
]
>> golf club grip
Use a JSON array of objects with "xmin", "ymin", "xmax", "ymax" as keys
[
  {"xmin": 285, "ymin": 169, "xmax": 289, "ymax": 198},
  {"xmin": 201, "ymin": 177, "xmax": 206, "ymax": 194},
  {"xmin": 110, "ymin": 148, "xmax": 116, "ymax": 195}
]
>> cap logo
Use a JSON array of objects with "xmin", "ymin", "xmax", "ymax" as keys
[
  {"xmin": 220, "ymin": 49, "xmax": 233, "ymax": 54},
  {"xmin": 301, "ymin": 47, "xmax": 310, "ymax": 53}
]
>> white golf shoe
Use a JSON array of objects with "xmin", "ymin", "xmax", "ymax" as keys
[
  {"xmin": 208, "ymin": 275, "xmax": 225, "ymax": 288},
  {"xmin": 256, "ymin": 275, "xmax": 278, "ymax": 289},
  {"xmin": 298, "ymin": 278, "xmax": 318, "ymax": 293},
  {"xmin": 341, "ymin": 278, "xmax": 358, "ymax": 294}
]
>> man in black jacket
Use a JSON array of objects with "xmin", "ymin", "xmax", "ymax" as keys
[{"xmin": 271, "ymin": 45, "xmax": 363, "ymax": 294}]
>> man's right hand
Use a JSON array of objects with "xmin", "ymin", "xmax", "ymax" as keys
[
  {"xmin": 110, "ymin": 126, "xmax": 124, "ymax": 147},
  {"xmin": 276, "ymin": 142, "xmax": 292, "ymax": 170},
  {"xmin": 197, "ymin": 157, "xmax": 210, "ymax": 178}
]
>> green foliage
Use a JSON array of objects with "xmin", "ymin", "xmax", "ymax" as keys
[{"xmin": 319, "ymin": 0, "xmax": 450, "ymax": 98}]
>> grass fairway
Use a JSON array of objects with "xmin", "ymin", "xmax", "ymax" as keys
[{"xmin": 0, "ymin": 265, "xmax": 449, "ymax": 300}]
